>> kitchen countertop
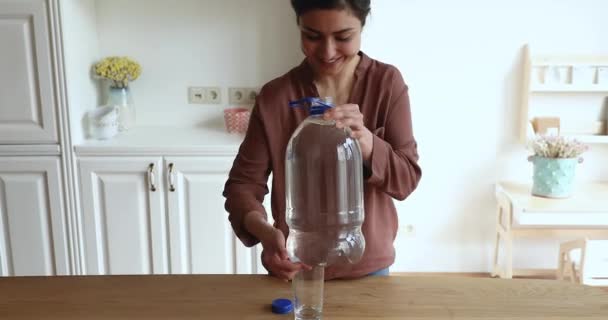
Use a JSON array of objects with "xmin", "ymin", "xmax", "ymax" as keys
[
  {"xmin": 1, "ymin": 274, "xmax": 606, "ymax": 319},
  {"xmin": 74, "ymin": 126, "xmax": 245, "ymax": 156}
]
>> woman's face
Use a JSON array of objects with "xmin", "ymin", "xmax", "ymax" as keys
[{"xmin": 298, "ymin": 9, "xmax": 362, "ymax": 77}]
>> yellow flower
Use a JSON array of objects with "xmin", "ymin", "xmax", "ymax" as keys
[{"xmin": 94, "ymin": 56, "xmax": 142, "ymax": 88}]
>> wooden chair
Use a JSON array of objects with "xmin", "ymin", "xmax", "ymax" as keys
[{"xmin": 557, "ymin": 239, "xmax": 608, "ymax": 286}]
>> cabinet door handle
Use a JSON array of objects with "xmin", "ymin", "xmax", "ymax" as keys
[
  {"xmin": 148, "ymin": 163, "xmax": 157, "ymax": 192},
  {"xmin": 168, "ymin": 163, "xmax": 176, "ymax": 192}
]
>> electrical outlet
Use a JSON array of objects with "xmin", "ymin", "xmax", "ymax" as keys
[
  {"xmin": 229, "ymin": 87, "xmax": 258, "ymax": 105},
  {"xmin": 400, "ymin": 224, "xmax": 416, "ymax": 238},
  {"xmin": 205, "ymin": 87, "xmax": 221, "ymax": 104},
  {"xmin": 188, "ymin": 87, "xmax": 205, "ymax": 104},
  {"xmin": 188, "ymin": 86, "xmax": 221, "ymax": 104}
]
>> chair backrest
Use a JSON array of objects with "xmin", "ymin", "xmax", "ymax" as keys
[{"xmin": 581, "ymin": 240, "xmax": 608, "ymax": 286}]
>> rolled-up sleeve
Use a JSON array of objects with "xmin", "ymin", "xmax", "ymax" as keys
[
  {"xmin": 366, "ymin": 69, "xmax": 422, "ymax": 200},
  {"xmin": 223, "ymin": 104, "xmax": 271, "ymax": 247}
]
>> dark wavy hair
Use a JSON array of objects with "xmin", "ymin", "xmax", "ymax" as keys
[{"xmin": 290, "ymin": 0, "xmax": 371, "ymax": 26}]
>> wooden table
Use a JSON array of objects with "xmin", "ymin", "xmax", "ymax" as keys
[
  {"xmin": 1, "ymin": 275, "xmax": 606, "ymax": 319},
  {"xmin": 493, "ymin": 181, "xmax": 608, "ymax": 279}
]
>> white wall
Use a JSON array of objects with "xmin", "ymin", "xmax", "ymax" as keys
[
  {"xmin": 94, "ymin": 0, "xmax": 301, "ymax": 128},
  {"xmin": 60, "ymin": 0, "xmax": 100, "ymax": 145},
  {"xmin": 362, "ymin": 0, "xmax": 608, "ymax": 272},
  {"xmin": 62, "ymin": 0, "xmax": 608, "ymax": 273}
]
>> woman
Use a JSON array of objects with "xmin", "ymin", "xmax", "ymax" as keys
[{"xmin": 223, "ymin": 0, "xmax": 421, "ymax": 280}]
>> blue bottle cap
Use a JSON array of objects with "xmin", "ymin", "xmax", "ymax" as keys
[
  {"xmin": 271, "ymin": 298, "xmax": 293, "ymax": 314},
  {"xmin": 289, "ymin": 97, "xmax": 334, "ymax": 115}
]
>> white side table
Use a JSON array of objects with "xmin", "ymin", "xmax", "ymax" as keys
[{"xmin": 492, "ymin": 181, "xmax": 608, "ymax": 279}]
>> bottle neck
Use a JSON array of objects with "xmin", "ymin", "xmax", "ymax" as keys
[{"xmin": 307, "ymin": 114, "xmax": 335, "ymax": 126}]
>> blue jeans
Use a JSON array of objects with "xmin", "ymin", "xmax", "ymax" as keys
[{"xmin": 368, "ymin": 267, "xmax": 390, "ymax": 276}]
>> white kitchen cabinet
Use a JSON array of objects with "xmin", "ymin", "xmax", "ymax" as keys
[
  {"xmin": 166, "ymin": 157, "xmax": 252, "ymax": 274},
  {"xmin": 78, "ymin": 155, "xmax": 261, "ymax": 275},
  {"xmin": 0, "ymin": 0, "xmax": 58, "ymax": 144},
  {"xmin": 0, "ymin": 157, "xmax": 70, "ymax": 276},
  {"xmin": 78, "ymin": 157, "xmax": 169, "ymax": 275}
]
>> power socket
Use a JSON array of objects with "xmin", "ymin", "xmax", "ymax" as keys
[
  {"xmin": 188, "ymin": 87, "xmax": 205, "ymax": 104},
  {"xmin": 400, "ymin": 224, "xmax": 416, "ymax": 238},
  {"xmin": 228, "ymin": 87, "xmax": 258, "ymax": 105},
  {"xmin": 205, "ymin": 87, "xmax": 221, "ymax": 104},
  {"xmin": 188, "ymin": 87, "xmax": 221, "ymax": 104}
]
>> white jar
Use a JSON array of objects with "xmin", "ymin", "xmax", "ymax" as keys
[{"xmin": 571, "ymin": 66, "xmax": 595, "ymax": 85}]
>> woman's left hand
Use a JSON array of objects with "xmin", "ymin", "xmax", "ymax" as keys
[{"xmin": 324, "ymin": 104, "xmax": 373, "ymax": 163}]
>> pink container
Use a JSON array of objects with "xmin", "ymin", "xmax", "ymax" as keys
[{"xmin": 224, "ymin": 107, "xmax": 251, "ymax": 134}]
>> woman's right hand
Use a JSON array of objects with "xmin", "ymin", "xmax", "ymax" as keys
[
  {"xmin": 243, "ymin": 210, "xmax": 309, "ymax": 280},
  {"xmin": 260, "ymin": 227, "xmax": 308, "ymax": 281}
]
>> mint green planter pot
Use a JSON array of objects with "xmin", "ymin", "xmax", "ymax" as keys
[{"xmin": 529, "ymin": 156, "xmax": 582, "ymax": 198}]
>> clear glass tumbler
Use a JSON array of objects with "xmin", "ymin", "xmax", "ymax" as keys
[{"xmin": 292, "ymin": 265, "xmax": 324, "ymax": 320}]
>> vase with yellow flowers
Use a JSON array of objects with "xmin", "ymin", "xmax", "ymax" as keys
[{"xmin": 94, "ymin": 56, "xmax": 141, "ymax": 131}]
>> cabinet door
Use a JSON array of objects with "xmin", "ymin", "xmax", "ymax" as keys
[
  {"xmin": 78, "ymin": 157, "xmax": 168, "ymax": 275},
  {"xmin": 165, "ymin": 157, "xmax": 256, "ymax": 274},
  {"xmin": 0, "ymin": 0, "xmax": 58, "ymax": 144},
  {"xmin": 0, "ymin": 157, "xmax": 69, "ymax": 276}
]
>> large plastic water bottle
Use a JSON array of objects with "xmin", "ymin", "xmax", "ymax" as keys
[
  {"xmin": 285, "ymin": 97, "xmax": 366, "ymax": 320},
  {"xmin": 285, "ymin": 97, "xmax": 366, "ymax": 268}
]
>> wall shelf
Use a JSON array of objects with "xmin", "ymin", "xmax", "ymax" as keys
[
  {"xmin": 520, "ymin": 44, "xmax": 608, "ymax": 144},
  {"xmin": 530, "ymin": 85, "xmax": 608, "ymax": 93}
]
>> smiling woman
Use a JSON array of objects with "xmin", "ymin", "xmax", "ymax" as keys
[
  {"xmin": 222, "ymin": 0, "xmax": 422, "ymax": 282},
  {"xmin": 292, "ymin": 0, "xmax": 369, "ymax": 101}
]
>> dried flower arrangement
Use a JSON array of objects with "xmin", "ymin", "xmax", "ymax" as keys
[{"xmin": 529, "ymin": 135, "xmax": 589, "ymax": 159}]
